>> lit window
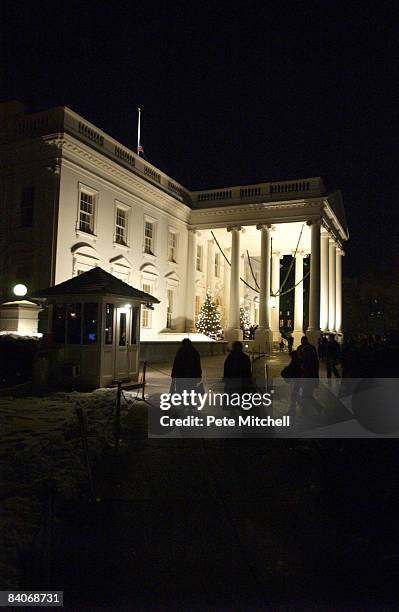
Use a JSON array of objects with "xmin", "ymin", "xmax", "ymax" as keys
[
  {"xmin": 144, "ymin": 221, "xmax": 154, "ymax": 254},
  {"xmin": 79, "ymin": 191, "xmax": 95, "ymax": 234},
  {"xmin": 214, "ymin": 253, "xmax": 221, "ymax": 277},
  {"xmin": 166, "ymin": 288, "xmax": 174, "ymax": 328},
  {"xmin": 115, "ymin": 208, "xmax": 127, "ymax": 245},
  {"xmin": 142, "ymin": 282, "xmax": 152, "ymax": 328},
  {"xmin": 168, "ymin": 231, "xmax": 177, "ymax": 262},
  {"xmin": 196, "ymin": 245, "xmax": 203, "ymax": 271}
]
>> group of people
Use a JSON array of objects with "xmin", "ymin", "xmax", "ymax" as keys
[
  {"xmin": 339, "ymin": 332, "xmax": 399, "ymax": 378},
  {"xmin": 171, "ymin": 338, "xmax": 252, "ymax": 394},
  {"xmin": 169, "ymin": 330, "xmax": 399, "ymax": 424}
]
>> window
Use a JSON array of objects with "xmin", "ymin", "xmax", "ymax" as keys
[
  {"xmin": 53, "ymin": 304, "xmax": 66, "ymax": 343},
  {"xmin": 214, "ymin": 253, "xmax": 221, "ymax": 278},
  {"xmin": 79, "ymin": 190, "xmax": 95, "ymax": 234},
  {"xmin": 20, "ymin": 187, "xmax": 34, "ymax": 227},
  {"xmin": 142, "ymin": 282, "xmax": 152, "ymax": 328},
  {"xmin": 67, "ymin": 304, "xmax": 82, "ymax": 344},
  {"xmin": 115, "ymin": 207, "xmax": 127, "ymax": 245},
  {"xmin": 144, "ymin": 221, "xmax": 154, "ymax": 254},
  {"xmin": 166, "ymin": 288, "xmax": 174, "ymax": 329},
  {"xmin": 105, "ymin": 304, "xmax": 114, "ymax": 344},
  {"xmin": 196, "ymin": 245, "xmax": 203, "ymax": 271},
  {"xmin": 119, "ymin": 312, "xmax": 127, "ymax": 345},
  {"xmin": 131, "ymin": 307, "xmax": 139, "ymax": 344},
  {"xmin": 82, "ymin": 303, "xmax": 98, "ymax": 344},
  {"xmin": 168, "ymin": 231, "xmax": 177, "ymax": 262}
]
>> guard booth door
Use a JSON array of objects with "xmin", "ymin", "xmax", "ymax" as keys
[{"xmin": 114, "ymin": 306, "xmax": 139, "ymax": 381}]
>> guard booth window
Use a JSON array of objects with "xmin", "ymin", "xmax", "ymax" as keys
[
  {"xmin": 119, "ymin": 312, "xmax": 127, "ymax": 346},
  {"xmin": 53, "ymin": 304, "xmax": 66, "ymax": 343},
  {"xmin": 83, "ymin": 303, "xmax": 98, "ymax": 344},
  {"xmin": 131, "ymin": 306, "xmax": 139, "ymax": 344},
  {"xmin": 67, "ymin": 304, "xmax": 82, "ymax": 344},
  {"xmin": 105, "ymin": 304, "xmax": 114, "ymax": 344}
]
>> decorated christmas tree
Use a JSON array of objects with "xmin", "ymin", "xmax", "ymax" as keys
[
  {"xmin": 196, "ymin": 289, "xmax": 223, "ymax": 339},
  {"xmin": 240, "ymin": 305, "xmax": 251, "ymax": 331}
]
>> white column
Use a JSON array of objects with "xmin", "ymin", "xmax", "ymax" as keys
[
  {"xmin": 328, "ymin": 238, "xmax": 336, "ymax": 332},
  {"xmin": 239, "ymin": 253, "xmax": 245, "ymax": 302},
  {"xmin": 271, "ymin": 251, "xmax": 281, "ymax": 341},
  {"xmin": 254, "ymin": 224, "xmax": 273, "ymax": 354},
  {"xmin": 225, "ymin": 226, "xmax": 241, "ymax": 342},
  {"xmin": 223, "ymin": 246, "xmax": 231, "ymax": 328},
  {"xmin": 292, "ymin": 252, "xmax": 304, "ymax": 348},
  {"xmin": 335, "ymin": 248, "xmax": 343, "ymax": 335},
  {"xmin": 307, "ymin": 220, "xmax": 321, "ymax": 346},
  {"xmin": 185, "ymin": 229, "xmax": 197, "ymax": 331},
  {"xmin": 206, "ymin": 239, "xmax": 215, "ymax": 293},
  {"xmin": 320, "ymin": 229, "xmax": 329, "ymax": 332}
]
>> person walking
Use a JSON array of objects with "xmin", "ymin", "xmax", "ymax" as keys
[
  {"xmin": 297, "ymin": 335, "xmax": 321, "ymax": 417},
  {"xmin": 171, "ymin": 338, "xmax": 202, "ymax": 396},
  {"xmin": 281, "ymin": 349, "xmax": 302, "ymax": 426},
  {"xmin": 223, "ymin": 341, "xmax": 252, "ymax": 395},
  {"xmin": 326, "ymin": 333, "xmax": 341, "ymax": 379}
]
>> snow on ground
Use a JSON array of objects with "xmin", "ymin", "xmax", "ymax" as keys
[{"xmin": 0, "ymin": 388, "xmax": 120, "ymax": 589}]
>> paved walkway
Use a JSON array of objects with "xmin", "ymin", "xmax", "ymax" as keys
[{"xmin": 144, "ymin": 349, "xmax": 335, "ymax": 383}]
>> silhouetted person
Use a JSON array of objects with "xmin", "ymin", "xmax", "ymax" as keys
[
  {"xmin": 288, "ymin": 335, "xmax": 294, "ymax": 352},
  {"xmin": 279, "ymin": 338, "xmax": 285, "ymax": 352},
  {"xmin": 341, "ymin": 338, "xmax": 358, "ymax": 377},
  {"xmin": 281, "ymin": 349, "xmax": 302, "ymax": 425},
  {"xmin": 326, "ymin": 333, "xmax": 341, "ymax": 379},
  {"xmin": 318, "ymin": 335, "xmax": 328, "ymax": 359},
  {"xmin": 297, "ymin": 336, "xmax": 321, "ymax": 417},
  {"xmin": 171, "ymin": 338, "xmax": 202, "ymax": 394},
  {"xmin": 223, "ymin": 341, "xmax": 252, "ymax": 394},
  {"xmin": 357, "ymin": 337, "xmax": 374, "ymax": 378}
]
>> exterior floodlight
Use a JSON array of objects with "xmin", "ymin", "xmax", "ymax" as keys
[
  {"xmin": 269, "ymin": 295, "xmax": 277, "ymax": 309},
  {"xmin": 124, "ymin": 303, "xmax": 132, "ymax": 309},
  {"xmin": 13, "ymin": 284, "xmax": 28, "ymax": 297}
]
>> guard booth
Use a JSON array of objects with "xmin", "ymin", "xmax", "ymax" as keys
[{"xmin": 33, "ymin": 267, "xmax": 159, "ymax": 389}]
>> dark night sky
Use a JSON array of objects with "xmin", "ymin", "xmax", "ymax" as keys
[{"xmin": 2, "ymin": 1, "xmax": 398, "ymax": 277}]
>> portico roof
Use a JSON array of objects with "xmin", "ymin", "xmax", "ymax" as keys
[{"xmin": 32, "ymin": 267, "xmax": 159, "ymax": 303}]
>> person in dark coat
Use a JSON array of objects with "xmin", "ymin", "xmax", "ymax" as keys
[
  {"xmin": 281, "ymin": 350, "xmax": 302, "ymax": 425},
  {"xmin": 297, "ymin": 336, "xmax": 321, "ymax": 417},
  {"xmin": 326, "ymin": 333, "xmax": 341, "ymax": 378},
  {"xmin": 223, "ymin": 341, "xmax": 252, "ymax": 395},
  {"xmin": 171, "ymin": 338, "xmax": 202, "ymax": 394}
]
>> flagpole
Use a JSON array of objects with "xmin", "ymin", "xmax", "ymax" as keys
[{"xmin": 137, "ymin": 107, "xmax": 141, "ymax": 156}]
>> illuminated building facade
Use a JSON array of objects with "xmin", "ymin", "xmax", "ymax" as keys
[{"xmin": 0, "ymin": 101, "xmax": 348, "ymax": 352}]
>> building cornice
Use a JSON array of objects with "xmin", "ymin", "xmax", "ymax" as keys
[{"xmin": 46, "ymin": 134, "xmax": 191, "ymax": 225}]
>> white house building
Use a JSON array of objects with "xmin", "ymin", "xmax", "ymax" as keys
[{"xmin": 0, "ymin": 101, "xmax": 348, "ymax": 353}]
